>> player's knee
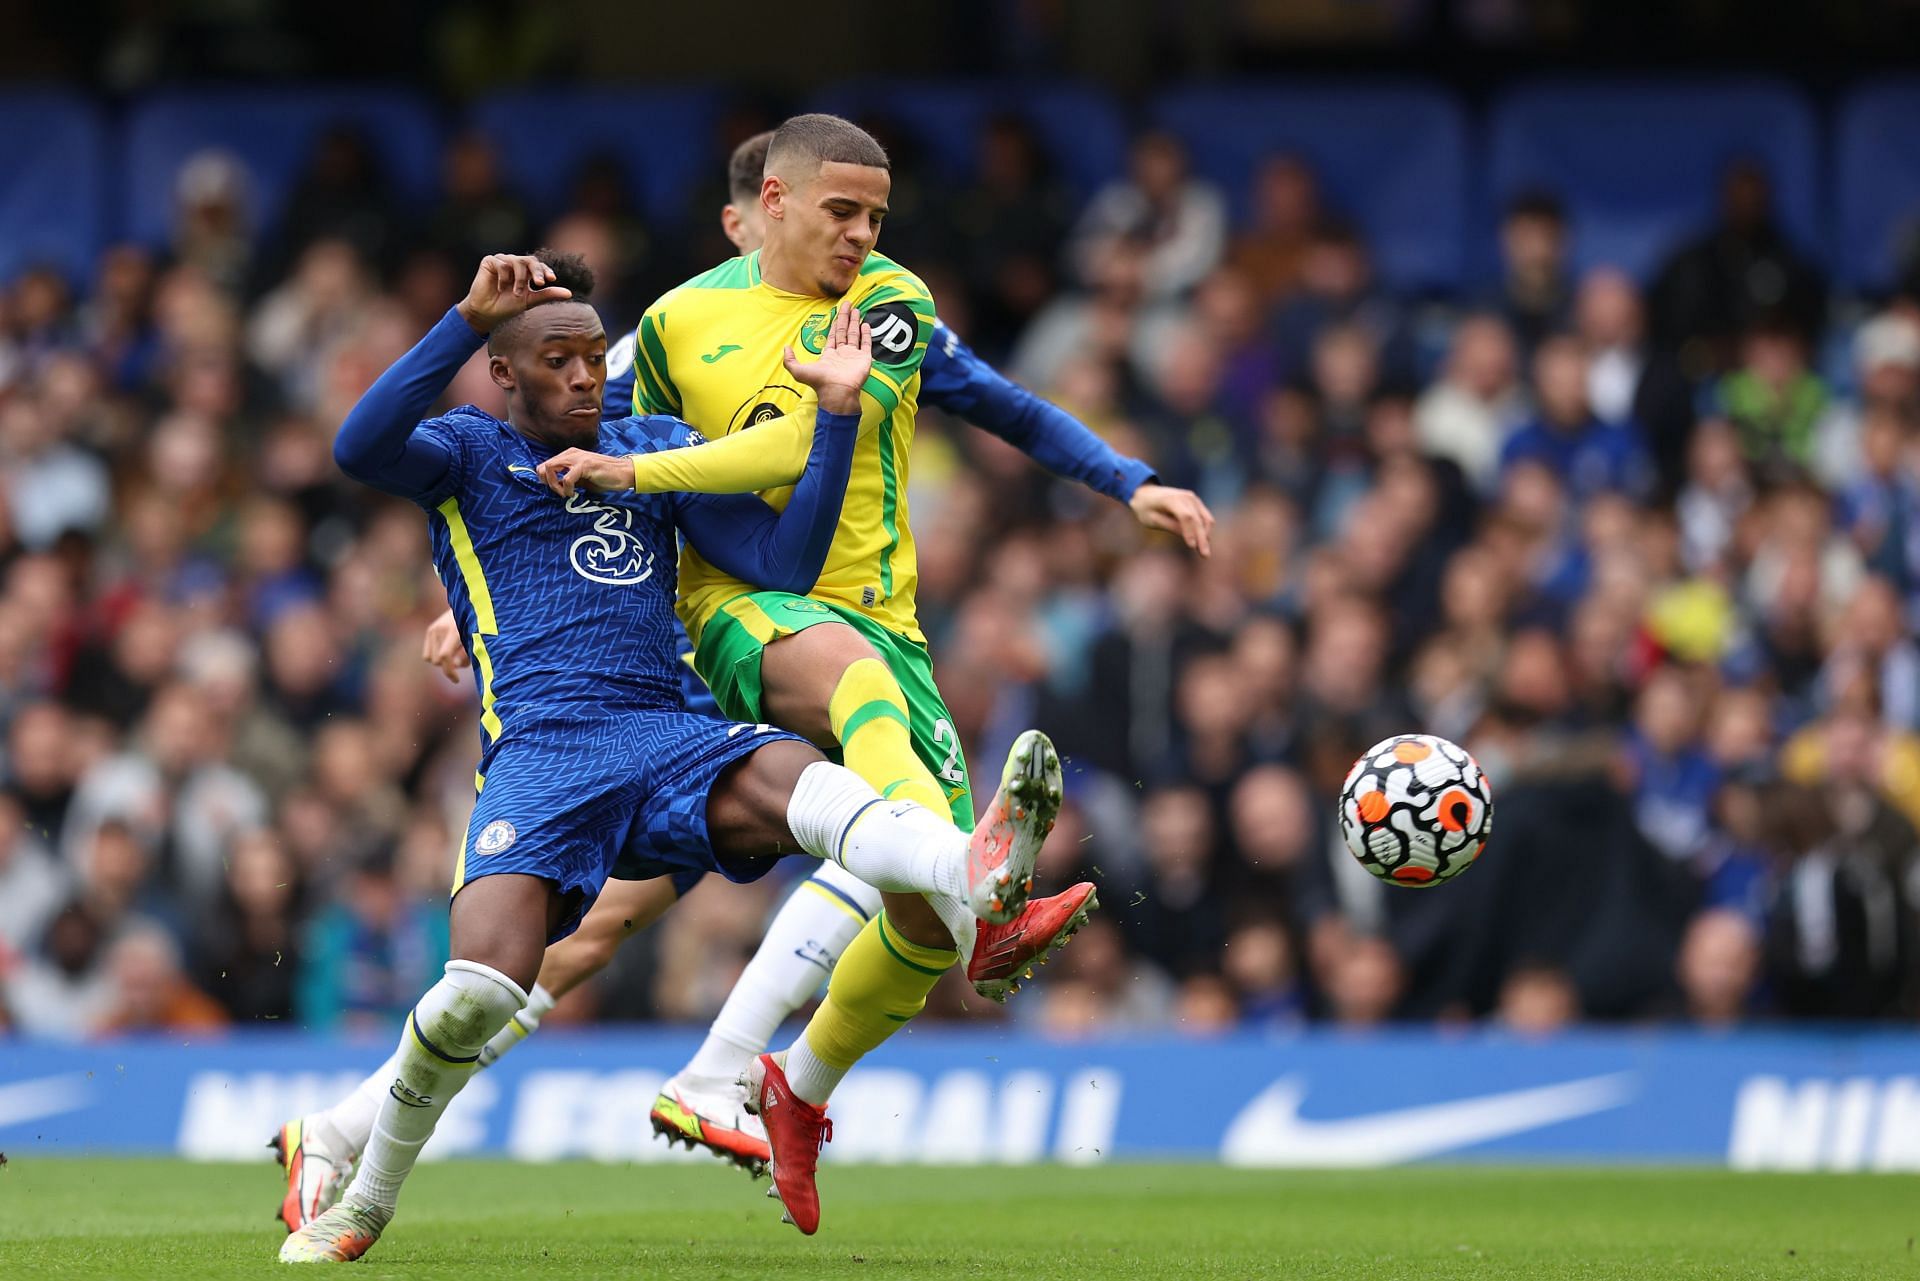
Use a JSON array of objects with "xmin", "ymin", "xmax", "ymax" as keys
[
  {"xmin": 449, "ymin": 874, "xmax": 558, "ymax": 992},
  {"xmin": 708, "ymin": 738, "xmax": 822, "ymax": 856},
  {"xmin": 763, "ymin": 623, "xmax": 882, "ymax": 738},
  {"xmin": 422, "ymin": 960, "xmax": 526, "ymax": 1052}
]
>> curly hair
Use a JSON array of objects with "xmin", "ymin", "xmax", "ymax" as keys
[{"xmin": 487, "ymin": 248, "xmax": 597, "ymax": 353}]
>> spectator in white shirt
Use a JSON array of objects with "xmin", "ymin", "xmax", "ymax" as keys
[
  {"xmin": 1414, "ymin": 313, "xmax": 1523, "ymax": 489},
  {"xmin": 1068, "ymin": 131, "xmax": 1227, "ymax": 301}
]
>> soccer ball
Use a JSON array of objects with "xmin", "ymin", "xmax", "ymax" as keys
[{"xmin": 1338, "ymin": 733, "xmax": 1493, "ymax": 887}]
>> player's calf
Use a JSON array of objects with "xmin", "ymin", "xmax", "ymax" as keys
[
  {"xmin": 281, "ymin": 878, "xmax": 550, "ymax": 1263},
  {"xmin": 711, "ymin": 740, "xmax": 1013, "ymax": 922}
]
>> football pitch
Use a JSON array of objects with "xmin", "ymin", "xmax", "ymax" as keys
[{"xmin": 1, "ymin": 1159, "xmax": 1915, "ymax": 1279}]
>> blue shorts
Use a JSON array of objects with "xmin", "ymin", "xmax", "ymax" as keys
[
  {"xmin": 457, "ymin": 707, "xmax": 803, "ymax": 941},
  {"xmin": 612, "ymin": 651, "xmax": 722, "ymax": 899}
]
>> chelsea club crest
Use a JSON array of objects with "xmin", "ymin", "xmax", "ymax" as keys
[{"xmin": 476, "ymin": 820, "xmax": 518, "ymax": 855}]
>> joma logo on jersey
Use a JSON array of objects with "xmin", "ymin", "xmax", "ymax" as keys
[{"xmin": 565, "ymin": 493, "xmax": 655, "ymax": 586}]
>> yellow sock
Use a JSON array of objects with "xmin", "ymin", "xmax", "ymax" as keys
[
  {"xmin": 792, "ymin": 912, "xmax": 955, "ymax": 1097},
  {"xmin": 829, "ymin": 657, "xmax": 948, "ymax": 818}
]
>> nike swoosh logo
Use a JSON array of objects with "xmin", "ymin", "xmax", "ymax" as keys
[
  {"xmin": 508, "ymin": 464, "xmax": 539, "ymax": 476},
  {"xmin": 1221, "ymin": 1072, "xmax": 1636, "ymax": 1167},
  {"xmin": 0, "ymin": 1074, "xmax": 91, "ymax": 1130},
  {"xmin": 701, "ymin": 344, "xmax": 743, "ymax": 364}
]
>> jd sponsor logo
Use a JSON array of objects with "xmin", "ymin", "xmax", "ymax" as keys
[{"xmin": 861, "ymin": 302, "xmax": 919, "ymax": 365}]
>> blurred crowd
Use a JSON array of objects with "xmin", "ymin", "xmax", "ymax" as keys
[{"xmin": 4, "ymin": 102, "xmax": 1920, "ymax": 1044}]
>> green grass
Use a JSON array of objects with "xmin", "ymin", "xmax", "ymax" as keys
[{"xmin": 1, "ymin": 1159, "xmax": 1917, "ymax": 1279}]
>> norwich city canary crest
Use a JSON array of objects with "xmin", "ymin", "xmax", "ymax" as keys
[{"xmin": 799, "ymin": 309, "xmax": 834, "ymax": 355}]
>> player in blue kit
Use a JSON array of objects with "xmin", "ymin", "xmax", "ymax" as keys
[
  {"xmin": 384, "ymin": 132, "xmax": 1215, "ymax": 1180},
  {"xmin": 278, "ymin": 251, "xmax": 1058, "ymax": 1263}
]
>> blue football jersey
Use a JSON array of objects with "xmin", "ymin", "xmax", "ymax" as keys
[{"xmin": 412, "ymin": 407, "xmax": 703, "ymax": 730}]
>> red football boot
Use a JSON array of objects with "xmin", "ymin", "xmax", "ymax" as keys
[
  {"xmin": 743, "ymin": 1053, "xmax": 833, "ymax": 1235},
  {"xmin": 970, "ymin": 881, "xmax": 1098, "ymax": 1001}
]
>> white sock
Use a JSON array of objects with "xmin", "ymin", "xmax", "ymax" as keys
[
  {"xmin": 781, "ymin": 1039, "xmax": 845, "ymax": 1107},
  {"xmin": 785, "ymin": 761, "xmax": 967, "ymax": 899},
  {"xmin": 477, "ymin": 982, "xmax": 556, "ymax": 1068},
  {"xmin": 342, "ymin": 960, "xmax": 526, "ymax": 1215},
  {"xmin": 688, "ymin": 864, "xmax": 880, "ymax": 1080},
  {"xmin": 927, "ymin": 890, "xmax": 980, "ymax": 969},
  {"xmin": 312, "ymin": 1049, "xmax": 400, "ymax": 1160}
]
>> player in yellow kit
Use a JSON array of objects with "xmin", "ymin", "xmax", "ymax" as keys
[{"xmin": 536, "ymin": 114, "xmax": 1073, "ymax": 1233}]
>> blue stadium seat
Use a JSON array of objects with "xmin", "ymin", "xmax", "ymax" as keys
[
  {"xmin": 806, "ymin": 81, "xmax": 1128, "ymax": 199},
  {"xmin": 122, "ymin": 88, "xmax": 441, "ymax": 251},
  {"xmin": 1149, "ymin": 82, "xmax": 1469, "ymax": 293},
  {"xmin": 1485, "ymin": 79, "xmax": 1821, "ymax": 282},
  {"xmin": 1835, "ymin": 80, "xmax": 1920, "ymax": 292},
  {"xmin": 0, "ymin": 91, "xmax": 107, "ymax": 285},
  {"xmin": 468, "ymin": 89, "xmax": 725, "ymax": 227}
]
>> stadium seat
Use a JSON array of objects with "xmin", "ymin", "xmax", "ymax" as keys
[
  {"xmin": 1149, "ymin": 81, "xmax": 1469, "ymax": 292},
  {"xmin": 1485, "ymin": 79, "xmax": 1821, "ymax": 282},
  {"xmin": 468, "ymin": 88, "xmax": 726, "ymax": 226},
  {"xmin": 0, "ymin": 91, "xmax": 107, "ymax": 285},
  {"xmin": 1835, "ymin": 79, "xmax": 1920, "ymax": 293},
  {"xmin": 121, "ymin": 88, "xmax": 442, "ymax": 252},
  {"xmin": 806, "ymin": 81, "xmax": 1128, "ymax": 199}
]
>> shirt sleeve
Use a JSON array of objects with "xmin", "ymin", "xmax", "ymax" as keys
[
  {"xmin": 920, "ymin": 322, "xmax": 1157, "ymax": 503},
  {"xmin": 854, "ymin": 275, "xmax": 935, "ymax": 417},
  {"xmin": 601, "ymin": 330, "xmax": 638, "ymax": 422},
  {"xmin": 627, "ymin": 408, "xmax": 816, "ymax": 494},
  {"xmin": 332, "ymin": 307, "xmax": 484, "ymax": 504},
  {"xmin": 666, "ymin": 409, "xmax": 859, "ymax": 594},
  {"xmin": 629, "ymin": 306, "xmax": 682, "ymax": 417}
]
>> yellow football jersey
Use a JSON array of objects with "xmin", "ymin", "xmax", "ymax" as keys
[{"xmin": 626, "ymin": 249, "xmax": 935, "ymax": 644}]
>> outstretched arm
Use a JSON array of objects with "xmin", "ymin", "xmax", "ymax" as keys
[
  {"xmin": 674, "ymin": 408, "xmax": 857, "ymax": 593},
  {"xmin": 334, "ymin": 254, "xmax": 571, "ymax": 501},
  {"xmin": 922, "ymin": 323, "xmax": 1153, "ymax": 500},
  {"xmin": 331, "ymin": 308, "xmax": 476, "ymax": 499},
  {"xmin": 537, "ymin": 307, "xmax": 874, "ymax": 594},
  {"xmin": 622, "ymin": 405, "xmax": 816, "ymax": 495},
  {"xmin": 923, "ymin": 324, "xmax": 1215, "ymax": 555}
]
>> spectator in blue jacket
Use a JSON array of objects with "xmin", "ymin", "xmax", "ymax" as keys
[{"xmin": 1500, "ymin": 334, "xmax": 1655, "ymax": 505}]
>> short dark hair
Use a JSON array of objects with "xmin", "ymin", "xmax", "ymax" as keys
[
  {"xmin": 728, "ymin": 131, "xmax": 774, "ymax": 206},
  {"xmin": 1505, "ymin": 190, "xmax": 1566, "ymax": 226},
  {"xmin": 765, "ymin": 113, "xmax": 889, "ymax": 179},
  {"xmin": 488, "ymin": 248, "xmax": 596, "ymax": 353}
]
